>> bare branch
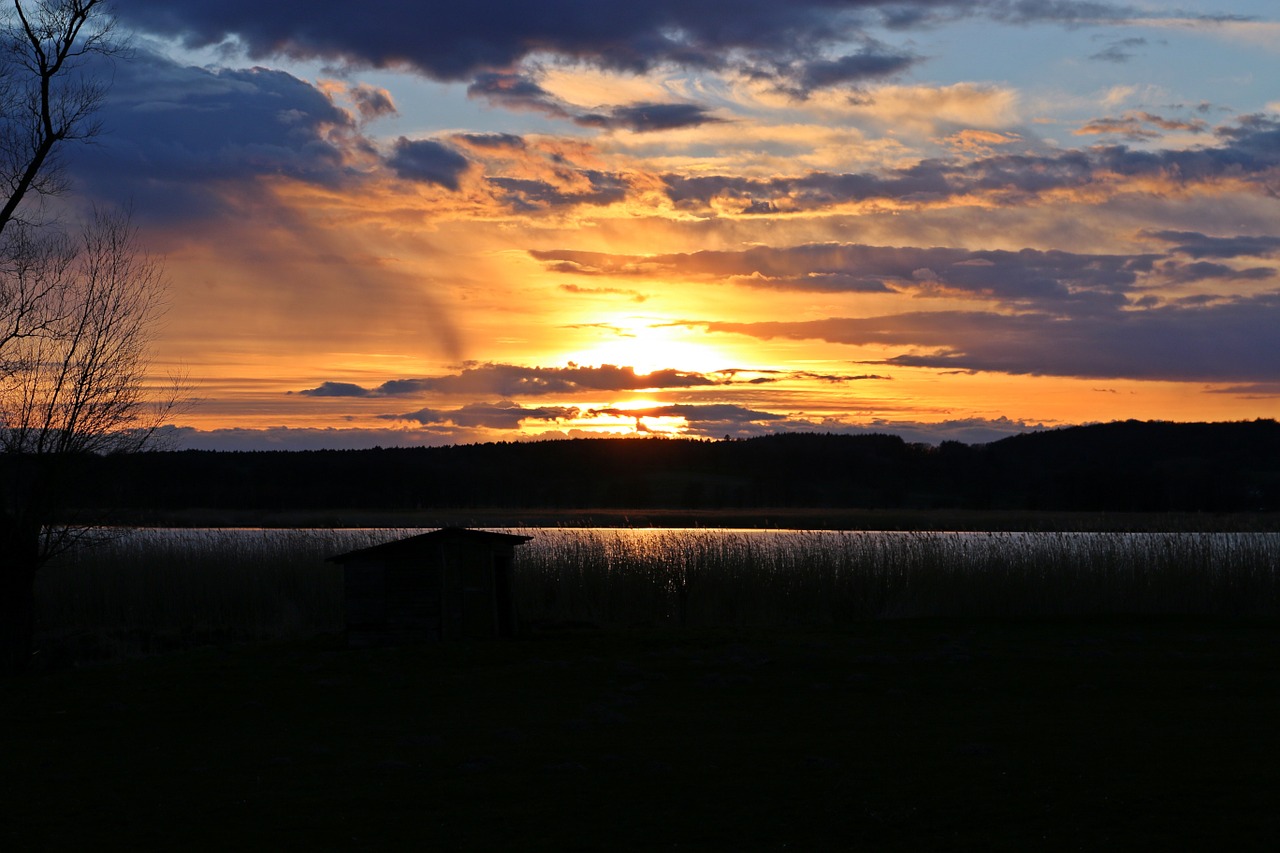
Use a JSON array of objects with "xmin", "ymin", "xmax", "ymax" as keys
[
  {"xmin": 1, "ymin": 208, "xmax": 174, "ymax": 456},
  {"xmin": 0, "ymin": 1, "xmax": 117, "ymax": 235}
]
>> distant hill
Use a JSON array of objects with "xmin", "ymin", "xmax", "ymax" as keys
[{"xmin": 65, "ymin": 419, "xmax": 1280, "ymax": 516}]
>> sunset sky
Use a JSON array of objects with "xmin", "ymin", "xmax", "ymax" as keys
[{"xmin": 56, "ymin": 0, "xmax": 1280, "ymax": 449}]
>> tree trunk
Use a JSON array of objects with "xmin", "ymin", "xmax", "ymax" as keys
[{"xmin": 0, "ymin": 519, "xmax": 42, "ymax": 674}]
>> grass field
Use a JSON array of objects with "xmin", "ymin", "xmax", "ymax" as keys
[{"xmin": 5, "ymin": 620, "xmax": 1280, "ymax": 850}]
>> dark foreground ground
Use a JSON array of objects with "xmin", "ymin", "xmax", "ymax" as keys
[{"xmin": 5, "ymin": 619, "xmax": 1280, "ymax": 851}]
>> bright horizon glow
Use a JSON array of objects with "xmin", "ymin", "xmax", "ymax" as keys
[{"xmin": 558, "ymin": 316, "xmax": 742, "ymax": 376}]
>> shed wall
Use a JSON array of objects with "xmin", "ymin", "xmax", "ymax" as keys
[{"xmin": 340, "ymin": 534, "xmax": 525, "ymax": 643}]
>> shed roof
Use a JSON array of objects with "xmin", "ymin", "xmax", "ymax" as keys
[{"xmin": 327, "ymin": 527, "xmax": 533, "ymax": 564}]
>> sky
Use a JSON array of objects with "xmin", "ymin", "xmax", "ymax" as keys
[{"xmin": 48, "ymin": 0, "xmax": 1280, "ymax": 449}]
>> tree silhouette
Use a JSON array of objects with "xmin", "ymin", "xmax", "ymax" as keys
[
  {"xmin": 0, "ymin": 2, "xmax": 176, "ymax": 672},
  {"xmin": 0, "ymin": 0, "xmax": 113, "ymax": 234}
]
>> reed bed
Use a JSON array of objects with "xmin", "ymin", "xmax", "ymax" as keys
[
  {"xmin": 516, "ymin": 529, "xmax": 1280, "ymax": 627},
  {"xmin": 33, "ymin": 527, "xmax": 1280, "ymax": 662},
  {"xmin": 35, "ymin": 528, "xmax": 402, "ymax": 662}
]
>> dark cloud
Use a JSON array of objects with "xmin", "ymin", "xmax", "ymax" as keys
[
  {"xmin": 700, "ymin": 292, "xmax": 1280, "ymax": 383},
  {"xmin": 1207, "ymin": 383, "xmax": 1280, "ymax": 398},
  {"xmin": 69, "ymin": 50, "xmax": 648, "ymax": 219},
  {"xmin": 385, "ymin": 401, "xmax": 579, "ymax": 430},
  {"xmin": 658, "ymin": 116, "xmax": 1280, "ymax": 214},
  {"xmin": 487, "ymin": 177, "xmax": 573, "ymax": 209},
  {"xmin": 1088, "ymin": 36, "xmax": 1147, "ymax": 63},
  {"xmin": 298, "ymin": 362, "xmax": 720, "ymax": 398},
  {"xmin": 575, "ymin": 102, "xmax": 724, "ymax": 132},
  {"xmin": 985, "ymin": 1, "xmax": 1149, "ymax": 25},
  {"xmin": 124, "ymin": 0, "xmax": 854, "ymax": 79},
  {"xmin": 454, "ymin": 132, "xmax": 528, "ymax": 151},
  {"xmin": 488, "ymin": 170, "xmax": 630, "ymax": 210},
  {"xmin": 386, "ymin": 137, "xmax": 471, "ymax": 189},
  {"xmin": 1154, "ymin": 261, "xmax": 1275, "ymax": 284},
  {"xmin": 772, "ymin": 42, "xmax": 920, "ymax": 96},
  {"xmin": 117, "ymin": 1, "xmax": 1139, "ymax": 89},
  {"xmin": 348, "ymin": 83, "xmax": 397, "ymax": 122},
  {"xmin": 726, "ymin": 369, "xmax": 890, "ymax": 384},
  {"xmin": 468, "ymin": 71, "xmax": 723, "ymax": 133},
  {"xmin": 1075, "ymin": 111, "xmax": 1209, "ymax": 140},
  {"xmin": 663, "ymin": 164, "xmax": 943, "ymax": 212},
  {"xmin": 1144, "ymin": 231, "xmax": 1280, "ymax": 259},
  {"xmin": 466, "ymin": 71, "xmax": 571, "ymax": 117},
  {"xmin": 532, "ymin": 243, "xmax": 1167, "ymax": 310},
  {"xmin": 295, "ymin": 381, "xmax": 373, "ymax": 398},
  {"xmin": 72, "ymin": 49, "xmax": 358, "ymax": 218}
]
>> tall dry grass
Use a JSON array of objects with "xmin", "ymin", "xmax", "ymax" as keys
[
  {"xmin": 32, "ymin": 528, "xmax": 1280, "ymax": 662},
  {"xmin": 35, "ymin": 528, "xmax": 397, "ymax": 662},
  {"xmin": 514, "ymin": 529, "xmax": 1280, "ymax": 626}
]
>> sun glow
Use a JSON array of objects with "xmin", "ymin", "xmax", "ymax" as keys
[{"xmin": 562, "ymin": 316, "xmax": 735, "ymax": 375}]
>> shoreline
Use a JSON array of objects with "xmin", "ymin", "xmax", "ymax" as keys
[{"xmin": 87, "ymin": 506, "xmax": 1280, "ymax": 532}]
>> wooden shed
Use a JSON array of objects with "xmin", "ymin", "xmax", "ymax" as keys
[{"xmin": 327, "ymin": 527, "xmax": 532, "ymax": 645}]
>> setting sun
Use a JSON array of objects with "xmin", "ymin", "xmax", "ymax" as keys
[{"xmin": 560, "ymin": 316, "xmax": 739, "ymax": 376}]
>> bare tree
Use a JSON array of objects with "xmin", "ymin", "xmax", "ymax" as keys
[
  {"xmin": 1, "ymin": 211, "xmax": 170, "ymax": 457},
  {"xmin": 0, "ymin": 0, "xmax": 114, "ymax": 234},
  {"xmin": 0, "ymin": 2, "xmax": 178, "ymax": 671},
  {"xmin": 0, "ymin": 211, "xmax": 177, "ymax": 670}
]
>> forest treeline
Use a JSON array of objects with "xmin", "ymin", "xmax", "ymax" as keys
[{"xmin": 59, "ymin": 419, "xmax": 1280, "ymax": 516}]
